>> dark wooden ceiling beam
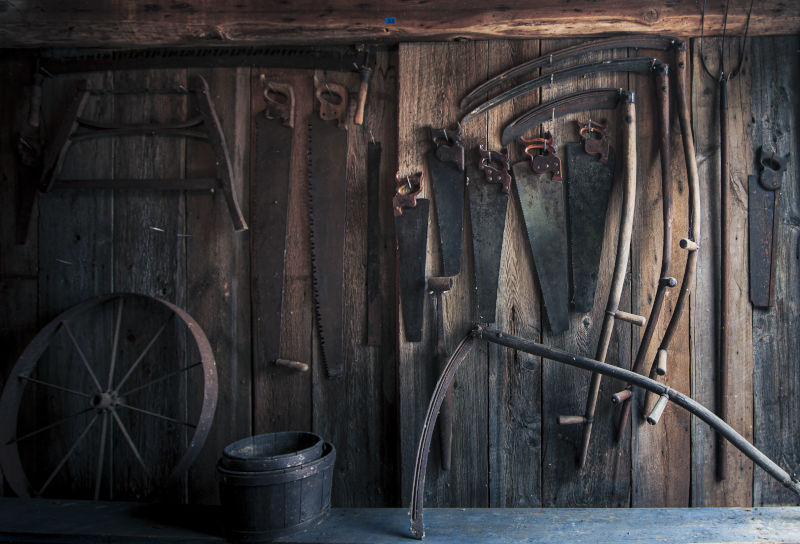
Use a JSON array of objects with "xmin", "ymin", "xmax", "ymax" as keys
[{"xmin": 0, "ymin": 0, "xmax": 797, "ymax": 47}]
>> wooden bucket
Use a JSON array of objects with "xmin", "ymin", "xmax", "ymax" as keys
[{"xmin": 218, "ymin": 433, "xmax": 335, "ymax": 541}]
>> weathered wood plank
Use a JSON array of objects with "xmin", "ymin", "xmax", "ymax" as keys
[
  {"xmin": 485, "ymin": 39, "xmax": 543, "ymax": 508},
  {"xmin": 32, "ymin": 71, "xmax": 114, "ymax": 498},
  {"xmin": 184, "ymin": 67, "xmax": 252, "ymax": 504},
  {"xmin": 110, "ymin": 69, "xmax": 188, "ymax": 500},
  {"xmin": 538, "ymin": 40, "xmax": 631, "ymax": 507},
  {"xmin": 750, "ymin": 35, "xmax": 800, "ymax": 506},
  {"xmin": 311, "ymin": 51, "xmax": 399, "ymax": 506},
  {"xmin": 0, "ymin": 1, "xmax": 798, "ymax": 47},
  {"xmin": 629, "ymin": 49, "xmax": 691, "ymax": 506},
  {"xmin": 398, "ymin": 41, "xmax": 489, "ymax": 508},
  {"xmin": 3, "ymin": 500, "xmax": 800, "ymax": 544},
  {"xmin": 690, "ymin": 37, "xmax": 754, "ymax": 506}
]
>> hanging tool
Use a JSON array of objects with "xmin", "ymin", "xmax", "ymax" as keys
[
  {"xmin": 308, "ymin": 77, "xmax": 349, "ymax": 378},
  {"xmin": 699, "ymin": 0, "xmax": 754, "ymax": 481},
  {"xmin": 748, "ymin": 147, "xmax": 788, "ymax": 308},
  {"xmin": 428, "ymin": 276, "xmax": 454, "ymax": 470},
  {"xmin": 409, "ymin": 325, "xmax": 800, "ymax": 540},
  {"xmin": 512, "ymin": 133, "xmax": 569, "ymax": 334},
  {"xmin": 366, "ymin": 139, "xmax": 383, "ymax": 345},
  {"xmin": 252, "ymin": 79, "xmax": 302, "ymax": 373},
  {"xmin": 565, "ymin": 120, "xmax": 616, "ymax": 313},
  {"xmin": 354, "ymin": 48, "xmax": 376, "ymax": 126},
  {"xmin": 512, "ymin": 89, "xmax": 639, "ymax": 466},
  {"xmin": 428, "ymin": 126, "xmax": 465, "ymax": 277},
  {"xmin": 469, "ymin": 146, "xmax": 511, "ymax": 324},
  {"xmin": 394, "ymin": 173, "xmax": 429, "ymax": 342}
]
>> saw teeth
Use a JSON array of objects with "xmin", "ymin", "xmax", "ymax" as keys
[{"xmin": 306, "ymin": 119, "xmax": 337, "ymax": 378}]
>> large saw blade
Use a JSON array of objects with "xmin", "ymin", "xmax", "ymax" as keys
[
  {"xmin": 565, "ymin": 141, "xmax": 615, "ymax": 313},
  {"xmin": 252, "ymin": 88, "xmax": 294, "ymax": 369},
  {"xmin": 428, "ymin": 127, "xmax": 465, "ymax": 277},
  {"xmin": 468, "ymin": 152, "xmax": 510, "ymax": 324},
  {"xmin": 308, "ymin": 80, "xmax": 349, "ymax": 378},
  {"xmin": 513, "ymin": 160, "xmax": 569, "ymax": 334}
]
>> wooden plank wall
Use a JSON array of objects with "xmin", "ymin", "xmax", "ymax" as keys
[
  {"xmin": 0, "ymin": 37, "xmax": 798, "ymax": 508},
  {"xmin": 397, "ymin": 36, "xmax": 799, "ymax": 509}
]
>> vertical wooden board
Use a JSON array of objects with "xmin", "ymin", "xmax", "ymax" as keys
[
  {"xmin": 369, "ymin": 48, "xmax": 401, "ymax": 506},
  {"xmin": 538, "ymin": 40, "xmax": 631, "ymax": 507},
  {"xmin": 311, "ymin": 53, "xmax": 398, "ymax": 507},
  {"xmin": 690, "ymin": 38, "xmax": 754, "ymax": 507},
  {"xmin": 750, "ymin": 36, "xmax": 800, "ymax": 506},
  {"xmin": 398, "ymin": 41, "xmax": 489, "ymax": 509},
  {"xmin": 251, "ymin": 68, "xmax": 314, "ymax": 434},
  {"xmin": 484, "ymin": 39, "xmax": 543, "ymax": 508},
  {"xmin": 111, "ymin": 69, "xmax": 188, "ymax": 500},
  {"xmin": 32, "ymin": 71, "xmax": 114, "ymax": 498},
  {"xmin": 630, "ymin": 50, "xmax": 691, "ymax": 506},
  {"xmin": 184, "ymin": 67, "xmax": 252, "ymax": 504}
]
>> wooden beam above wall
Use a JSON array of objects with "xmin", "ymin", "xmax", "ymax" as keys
[{"xmin": 0, "ymin": 0, "xmax": 797, "ymax": 48}]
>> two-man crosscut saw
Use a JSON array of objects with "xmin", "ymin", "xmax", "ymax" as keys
[
  {"xmin": 428, "ymin": 126, "xmax": 465, "ymax": 277},
  {"xmin": 748, "ymin": 147, "xmax": 788, "ymax": 308},
  {"xmin": 512, "ymin": 134, "xmax": 570, "ymax": 334},
  {"xmin": 394, "ymin": 174, "xmax": 429, "ymax": 342},
  {"xmin": 469, "ymin": 146, "xmax": 512, "ymax": 324},
  {"xmin": 565, "ymin": 121, "xmax": 616, "ymax": 313},
  {"xmin": 308, "ymin": 78, "xmax": 349, "ymax": 378},
  {"xmin": 252, "ymin": 80, "xmax": 308, "ymax": 374},
  {"xmin": 504, "ymin": 89, "xmax": 640, "ymax": 467}
]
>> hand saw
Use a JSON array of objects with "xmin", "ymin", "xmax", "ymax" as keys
[
  {"xmin": 512, "ymin": 135, "xmax": 570, "ymax": 334},
  {"xmin": 394, "ymin": 173, "xmax": 429, "ymax": 342},
  {"xmin": 468, "ymin": 146, "xmax": 511, "ymax": 324},
  {"xmin": 308, "ymin": 78, "xmax": 348, "ymax": 378},
  {"xmin": 252, "ymin": 79, "xmax": 295, "ymax": 370},
  {"xmin": 428, "ymin": 126, "xmax": 465, "ymax": 277},
  {"xmin": 565, "ymin": 121, "xmax": 615, "ymax": 313},
  {"xmin": 749, "ymin": 147, "xmax": 788, "ymax": 308}
]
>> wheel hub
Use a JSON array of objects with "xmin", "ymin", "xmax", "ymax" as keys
[{"xmin": 90, "ymin": 391, "xmax": 121, "ymax": 412}]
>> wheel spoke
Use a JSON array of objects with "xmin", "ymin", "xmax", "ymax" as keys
[
  {"xmin": 120, "ymin": 362, "xmax": 202, "ymax": 396},
  {"xmin": 114, "ymin": 315, "xmax": 172, "ymax": 393},
  {"xmin": 7, "ymin": 407, "xmax": 93, "ymax": 445},
  {"xmin": 38, "ymin": 413, "xmax": 99, "ymax": 496},
  {"xmin": 116, "ymin": 401, "xmax": 196, "ymax": 428},
  {"xmin": 62, "ymin": 321, "xmax": 104, "ymax": 392},
  {"xmin": 110, "ymin": 409, "xmax": 151, "ymax": 477},
  {"xmin": 17, "ymin": 375, "xmax": 92, "ymax": 398},
  {"xmin": 107, "ymin": 297, "xmax": 125, "ymax": 389},
  {"xmin": 93, "ymin": 412, "xmax": 109, "ymax": 500}
]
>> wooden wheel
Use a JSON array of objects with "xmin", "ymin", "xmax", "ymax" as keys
[{"xmin": 0, "ymin": 293, "xmax": 218, "ymax": 500}]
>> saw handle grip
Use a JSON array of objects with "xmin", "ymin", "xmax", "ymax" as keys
[
  {"xmin": 393, "ymin": 172, "xmax": 424, "ymax": 216},
  {"xmin": 478, "ymin": 145, "xmax": 512, "ymax": 193},
  {"xmin": 261, "ymin": 78, "xmax": 295, "ymax": 128},
  {"xmin": 314, "ymin": 78, "xmax": 348, "ymax": 125},
  {"xmin": 578, "ymin": 120, "xmax": 609, "ymax": 163}
]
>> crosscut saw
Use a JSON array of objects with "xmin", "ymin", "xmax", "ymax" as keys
[
  {"xmin": 428, "ymin": 126, "xmax": 465, "ymax": 277},
  {"xmin": 565, "ymin": 121, "xmax": 616, "ymax": 313},
  {"xmin": 394, "ymin": 173, "xmax": 429, "ymax": 342},
  {"xmin": 468, "ymin": 146, "xmax": 511, "ymax": 324},
  {"xmin": 512, "ymin": 134, "xmax": 570, "ymax": 334},
  {"xmin": 308, "ymin": 78, "xmax": 348, "ymax": 378},
  {"xmin": 252, "ymin": 80, "xmax": 295, "ymax": 371},
  {"xmin": 748, "ymin": 147, "xmax": 788, "ymax": 308}
]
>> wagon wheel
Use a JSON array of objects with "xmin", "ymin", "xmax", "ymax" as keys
[{"xmin": 0, "ymin": 293, "xmax": 218, "ymax": 500}]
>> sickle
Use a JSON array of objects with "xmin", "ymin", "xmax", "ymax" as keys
[{"xmin": 460, "ymin": 34, "xmax": 682, "ymax": 111}]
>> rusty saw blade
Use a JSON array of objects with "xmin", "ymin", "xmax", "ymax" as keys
[
  {"xmin": 308, "ymin": 79, "xmax": 348, "ymax": 378},
  {"xmin": 394, "ymin": 173, "xmax": 429, "ymax": 342},
  {"xmin": 565, "ymin": 121, "xmax": 616, "ymax": 314},
  {"xmin": 428, "ymin": 126, "xmax": 465, "ymax": 277},
  {"xmin": 468, "ymin": 147, "xmax": 511, "ymax": 324},
  {"xmin": 252, "ymin": 80, "xmax": 295, "ymax": 369},
  {"xmin": 748, "ymin": 147, "xmax": 788, "ymax": 308},
  {"xmin": 512, "ymin": 141, "xmax": 569, "ymax": 334}
]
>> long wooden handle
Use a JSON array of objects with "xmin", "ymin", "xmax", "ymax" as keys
[{"xmin": 578, "ymin": 94, "xmax": 637, "ymax": 468}]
